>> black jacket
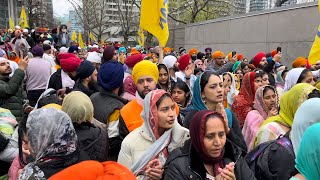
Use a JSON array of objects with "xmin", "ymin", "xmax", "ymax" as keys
[
  {"xmin": 73, "ymin": 80, "xmax": 94, "ymax": 97},
  {"xmin": 184, "ymin": 109, "xmax": 247, "ymax": 153},
  {"xmin": 164, "ymin": 139, "xmax": 256, "ymax": 180},
  {"xmin": 48, "ymin": 69, "xmax": 63, "ymax": 91},
  {"xmin": 38, "ymin": 150, "xmax": 89, "ymax": 179},
  {"xmin": 74, "ymin": 122, "xmax": 108, "ymax": 162},
  {"xmin": 90, "ymin": 90, "xmax": 129, "ymax": 160},
  {"xmin": 0, "ymin": 69, "xmax": 25, "ymax": 122}
]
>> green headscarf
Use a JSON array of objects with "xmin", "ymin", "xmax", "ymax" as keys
[{"xmin": 295, "ymin": 123, "xmax": 320, "ymax": 180}]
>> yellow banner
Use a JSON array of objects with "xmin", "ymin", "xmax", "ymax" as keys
[
  {"xmin": 19, "ymin": 6, "xmax": 29, "ymax": 29},
  {"xmin": 89, "ymin": 31, "xmax": 97, "ymax": 42},
  {"xmin": 78, "ymin": 31, "xmax": 85, "ymax": 49},
  {"xmin": 308, "ymin": 0, "xmax": 320, "ymax": 65},
  {"xmin": 9, "ymin": 18, "xmax": 14, "ymax": 30},
  {"xmin": 71, "ymin": 31, "xmax": 77, "ymax": 42},
  {"xmin": 139, "ymin": 0, "xmax": 169, "ymax": 47},
  {"xmin": 137, "ymin": 28, "xmax": 144, "ymax": 46}
]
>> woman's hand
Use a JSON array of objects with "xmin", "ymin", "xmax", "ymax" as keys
[
  {"xmin": 145, "ymin": 159, "xmax": 164, "ymax": 180},
  {"xmin": 216, "ymin": 103, "xmax": 230, "ymax": 134},
  {"xmin": 267, "ymin": 107, "xmax": 278, "ymax": 118},
  {"xmin": 218, "ymin": 162, "xmax": 236, "ymax": 180}
]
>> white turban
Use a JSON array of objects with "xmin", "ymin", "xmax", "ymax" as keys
[
  {"xmin": 87, "ymin": 51, "xmax": 101, "ymax": 63},
  {"xmin": 163, "ymin": 55, "xmax": 177, "ymax": 69}
]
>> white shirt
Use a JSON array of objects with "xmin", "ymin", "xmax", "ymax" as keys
[{"xmin": 175, "ymin": 71, "xmax": 197, "ymax": 90}]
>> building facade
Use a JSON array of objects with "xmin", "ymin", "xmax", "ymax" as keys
[
  {"xmin": 0, "ymin": 0, "xmax": 23, "ymax": 28},
  {"xmin": 69, "ymin": 10, "xmax": 83, "ymax": 33}
]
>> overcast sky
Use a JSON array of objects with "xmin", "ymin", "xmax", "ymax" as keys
[{"xmin": 52, "ymin": 0, "xmax": 74, "ymax": 17}]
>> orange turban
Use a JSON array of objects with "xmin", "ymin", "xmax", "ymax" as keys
[
  {"xmin": 130, "ymin": 47, "xmax": 139, "ymax": 55},
  {"xmin": 271, "ymin": 50, "xmax": 277, "ymax": 58},
  {"xmin": 163, "ymin": 47, "xmax": 171, "ymax": 54},
  {"xmin": 49, "ymin": 161, "xmax": 136, "ymax": 180},
  {"xmin": 227, "ymin": 52, "xmax": 233, "ymax": 60},
  {"xmin": 189, "ymin": 48, "xmax": 198, "ymax": 56},
  {"xmin": 212, "ymin": 51, "xmax": 225, "ymax": 59},
  {"xmin": 292, "ymin": 57, "xmax": 307, "ymax": 68}
]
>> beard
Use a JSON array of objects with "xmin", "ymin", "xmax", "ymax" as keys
[
  {"xmin": 173, "ymin": 64, "xmax": 179, "ymax": 72},
  {"xmin": 88, "ymin": 79, "xmax": 99, "ymax": 93},
  {"xmin": 258, "ymin": 63, "xmax": 265, "ymax": 69}
]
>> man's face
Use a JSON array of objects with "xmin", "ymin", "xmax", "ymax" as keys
[
  {"xmin": 136, "ymin": 75, "xmax": 157, "ymax": 99},
  {"xmin": 215, "ymin": 56, "xmax": 225, "ymax": 66},
  {"xmin": 0, "ymin": 60, "xmax": 12, "ymax": 75},
  {"xmin": 259, "ymin": 57, "xmax": 268, "ymax": 68},
  {"xmin": 173, "ymin": 62, "xmax": 180, "ymax": 72},
  {"xmin": 23, "ymin": 32, "xmax": 28, "ymax": 36}
]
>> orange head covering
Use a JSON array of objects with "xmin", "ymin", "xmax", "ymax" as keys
[
  {"xmin": 237, "ymin": 54, "xmax": 244, "ymax": 61},
  {"xmin": 49, "ymin": 161, "xmax": 136, "ymax": 180},
  {"xmin": 130, "ymin": 47, "xmax": 139, "ymax": 55},
  {"xmin": 163, "ymin": 47, "xmax": 171, "ymax": 54},
  {"xmin": 189, "ymin": 48, "xmax": 198, "ymax": 56},
  {"xmin": 227, "ymin": 52, "xmax": 232, "ymax": 60},
  {"xmin": 212, "ymin": 51, "xmax": 225, "ymax": 59},
  {"xmin": 292, "ymin": 57, "xmax": 307, "ymax": 68},
  {"xmin": 271, "ymin": 50, "xmax": 277, "ymax": 58}
]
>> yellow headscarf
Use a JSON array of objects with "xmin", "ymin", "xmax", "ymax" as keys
[
  {"xmin": 261, "ymin": 83, "xmax": 317, "ymax": 128},
  {"xmin": 42, "ymin": 103, "xmax": 62, "ymax": 110},
  {"xmin": 61, "ymin": 91, "xmax": 94, "ymax": 124},
  {"xmin": 132, "ymin": 60, "xmax": 159, "ymax": 84},
  {"xmin": 315, "ymin": 80, "xmax": 320, "ymax": 90}
]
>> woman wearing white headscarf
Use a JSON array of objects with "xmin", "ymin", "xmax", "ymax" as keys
[{"xmin": 284, "ymin": 68, "xmax": 315, "ymax": 92}]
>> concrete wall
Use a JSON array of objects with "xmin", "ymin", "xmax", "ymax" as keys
[{"xmin": 168, "ymin": 2, "xmax": 319, "ymax": 67}]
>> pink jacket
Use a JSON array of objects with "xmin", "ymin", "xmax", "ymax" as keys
[
  {"xmin": 8, "ymin": 155, "xmax": 25, "ymax": 180},
  {"xmin": 242, "ymin": 110, "xmax": 265, "ymax": 151}
]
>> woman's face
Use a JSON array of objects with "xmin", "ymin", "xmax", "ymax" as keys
[
  {"xmin": 263, "ymin": 89, "xmax": 277, "ymax": 110},
  {"xmin": 157, "ymin": 97, "xmax": 176, "ymax": 131},
  {"xmin": 159, "ymin": 68, "xmax": 169, "ymax": 85},
  {"xmin": 262, "ymin": 74, "xmax": 270, "ymax": 86},
  {"xmin": 172, "ymin": 87, "xmax": 187, "ymax": 106},
  {"xmin": 203, "ymin": 117, "xmax": 227, "ymax": 158},
  {"xmin": 223, "ymin": 74, "xmax": 232, "ymax": 87},
  {"xmin": 23, "ymin": 133, "xmax": 33, "ymax": 156},
  {"xmin": 196, "ymin": 61, "xmax": 204, "ymax": 69},
  {"xmin": 242, "ymin": 65, "xmax": 250, "ymax": 75},
  {"xmin": 243, "ymin": 58, "xmax": 249, "ymax": 64},
  {"xmin": 301, "ymin": 71, "xmax": 315, "ymax": 86},
  {"xmin": 223, "ymin": 78, "xmax": 230, "ymax": 99},
  {"xmin": 235, "ymin": 70, "xmax": 243, "ymax": 79},
  {"xmin": 254, "ymin": 77, "xmax": 263, "ymax": 91},
  {"xmin": 203, "ymin": 75, "xmax": 224, "ymax": 104}
]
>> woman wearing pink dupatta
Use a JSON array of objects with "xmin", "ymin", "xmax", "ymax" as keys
[{"xmin": 242, "ymin": 85, "xmax": 278, "ymax": 151}]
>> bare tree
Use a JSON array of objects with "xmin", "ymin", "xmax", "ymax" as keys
[
  {"xmin": 24, "ymin": 0, "xmax": 55, "ymax": 28},
  {"xmin": 115, "ymin": 0, "xmax": 140, "ymax": 45},
  {"xmin": 67, "ymin": 0, "xmax": 111, "ymax": 42},
  {"xmin": 168, "ymin": 0, "xmax": 238, "ymax": 24}
]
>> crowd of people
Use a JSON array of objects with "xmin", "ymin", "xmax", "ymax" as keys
[{"xmin": 1, "ymin": 25, "xmax": 320, "ymax": 180}]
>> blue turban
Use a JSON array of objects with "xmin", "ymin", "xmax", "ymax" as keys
[
  {"xmin": 76, "ymin": 60, "xmax": 95, "ymax": 80},
  {"xmin": 98, "ymin": 60, "xmax": 124, "ymax": 91},
  {"xmin": 68, "ymin": 46, "xmax": 79, "ymax": 53},
  {"xmin": 119, "ymin": 47, "xmax": 127, "ymax": 54},
  {"xmin": 267, "ymin": 57, "xmax": 273, "ymax": 64}
]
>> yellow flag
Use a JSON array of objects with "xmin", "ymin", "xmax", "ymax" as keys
[
  {"xmin": 308, "ymin": 0, "xmax": 320, "ymax": 65},
  {"xmin": 19, "ymin": 6, "xmax": 29, "ymax": 29},
  {"xmin": 9, "ymin": 18, "xmax": 14, "ymax": 30},
  {"xmin": 139, "ymin": 0, "xmax": 169, "ymax": 47},
  {"xmin": 78, "ymin": 31, "xmax": 85, "ymax": 49},
  {"xmin": 137, "ymin": 28, "xmax": 144, "ymax": 46},
  {"xmin": 71, "ymin": 31, "xmax": 77, "ymax": 42},
  {"xmin": 89, "ymin": 31, "xmax": 97, "ymax": 42}
]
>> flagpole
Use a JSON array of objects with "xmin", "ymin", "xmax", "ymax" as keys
[{"xmin": 159, "ymin": 44, "xmax": 163, "ymax": 64}]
